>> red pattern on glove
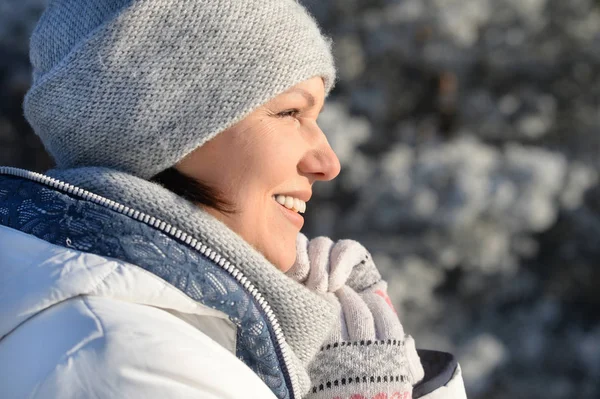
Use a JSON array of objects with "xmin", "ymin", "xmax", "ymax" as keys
[{"xmin": 374, "ymin": 289, "xmax": 397, "ymax": 314}]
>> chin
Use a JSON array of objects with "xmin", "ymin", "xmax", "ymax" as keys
[
  {"xmin": 268, "ymin": 245, "xmax": 296, "ymax": 273},
  {"xmin": 278, "ymin": 259, "xmax": 295, "ymax": 273},
  {"xmin": 268, "ymin": 254, "xmax": 294, "ymax": 272},
  {"xmin": 260, "ymin": 228, "xmax": 297, "ymax": 272}
]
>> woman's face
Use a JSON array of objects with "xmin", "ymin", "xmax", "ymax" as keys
[{"xmin": 177, "ymin": 76, "xmax": 341, "ymax": 271}]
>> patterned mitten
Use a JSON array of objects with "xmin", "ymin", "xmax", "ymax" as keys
[{"xmin": 289, "ymin": 234, "xmax": 424, "ymax": 399}]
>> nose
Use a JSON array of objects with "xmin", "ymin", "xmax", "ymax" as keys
[{"xmin": 298, "ymin": 124, "xmax": 341, "ymax": 182}]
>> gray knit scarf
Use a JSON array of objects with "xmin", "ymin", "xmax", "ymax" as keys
[{"xmin": 47, "ymin": 166, "xmax": 337, "ymax": 395}]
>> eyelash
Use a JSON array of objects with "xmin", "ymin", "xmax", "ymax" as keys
[{"xmin": 276, "ymin": 109, "xmax": 301, "ymax": 119}]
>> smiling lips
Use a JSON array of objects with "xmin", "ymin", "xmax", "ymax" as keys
[{"xmin": 273, "ymin": 194, "xmax": 306, "ymax": 214}]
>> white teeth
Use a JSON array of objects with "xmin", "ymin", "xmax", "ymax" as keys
[
  {"xmin": 294, "ymin": 198, "xmax": 302, "ymax": 213},
  {"xmin": 274, "ymin": 194, "xmax": 307, "ymax": 214},
  {"xmin": 284, "ymin": 196, "xmax": 294, "ymax": 209}
]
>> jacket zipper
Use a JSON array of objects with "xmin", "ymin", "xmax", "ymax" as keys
[{"xmin": 0, "ymin": 166, "xmax": 300, "ymax": 399}]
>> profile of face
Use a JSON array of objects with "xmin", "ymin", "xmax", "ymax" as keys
[{"xmin": 177, "ymin": 76, "xmax": 341, "ymax": 272}]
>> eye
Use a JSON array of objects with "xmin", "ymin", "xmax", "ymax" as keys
[{"xmin": 276, "ymin": 109, "xmax": 301, "ymax": 119}]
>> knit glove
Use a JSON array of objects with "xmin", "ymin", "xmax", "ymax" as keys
[{"xmin": 289, "ymin": 233, "xmax": 425, "ymax": 399}]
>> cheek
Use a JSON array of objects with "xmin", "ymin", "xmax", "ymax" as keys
[
  {"xmin": 237, "ymin": 142, "xmax": 301, "ymax": 192},
  {"xmin": 260, "ymin": 131, "xmax": 303, "ymax": 171}
]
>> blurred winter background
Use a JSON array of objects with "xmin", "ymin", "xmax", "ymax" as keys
[{"xmin": 1, "ymin": 0, "xmax": 599, "ymax": 397}]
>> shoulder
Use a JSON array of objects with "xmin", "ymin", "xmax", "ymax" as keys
[{"xmin": 0, "ymin": 295, "xmax": 277, "ymax": 399}]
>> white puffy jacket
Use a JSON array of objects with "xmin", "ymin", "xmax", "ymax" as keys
[{"xmin": 0, "ymin": 225, "xmax": 278, "ymax": 398}]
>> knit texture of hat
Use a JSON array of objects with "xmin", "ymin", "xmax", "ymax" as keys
[{"xmin": 24, "ymin": 0, "xmax": 336, "ymax": 179}]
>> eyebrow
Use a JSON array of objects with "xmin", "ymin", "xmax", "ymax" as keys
[{"xmin": 287, "ymin": 88, "xmax": 324, "ymax": 113}]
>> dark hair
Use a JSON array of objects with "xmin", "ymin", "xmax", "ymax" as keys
[{"xmin": 151, "ymin": 167, "xmax": 237, "ymax": 214}]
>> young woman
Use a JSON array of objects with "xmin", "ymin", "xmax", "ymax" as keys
[{"xmin": 0, "ymin": 1, "xmax": 466, "ymax": 398}]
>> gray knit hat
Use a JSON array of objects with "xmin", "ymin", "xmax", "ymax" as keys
[{"xmin": 24, "ymin": 0, "xmax": 336, "ymax": 179}]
